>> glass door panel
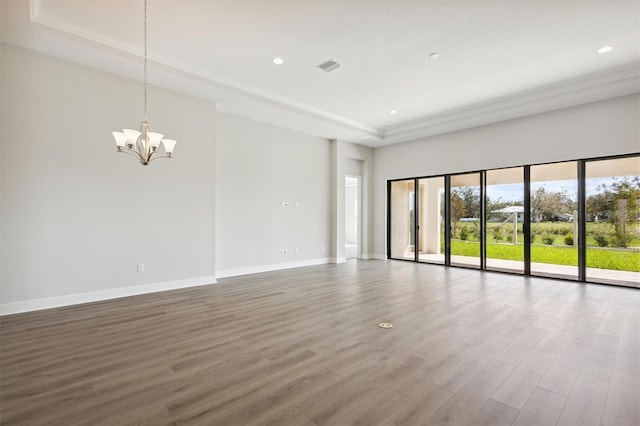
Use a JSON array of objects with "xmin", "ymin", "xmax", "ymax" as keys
[
  {"xmin": 585, "ymin": 156, "xmax": 640, "ymax": 286},
  {"xmin": 486, "ymin": 167, "xmax": 524, "ymax": 273},
  {"xmin": 417, "ymin": 177, "xmax": 445, "ymax": 264},
  {"xmin": 450, "ymin": 173, "xmax": 481, "ymax": 268},
  {"xmin": 530, "ymin": 162, "xmax": 579, "ymax": 279},
  {"xmin": 390, "ymin": 180, "xmax": 416, "ymax": 260}
]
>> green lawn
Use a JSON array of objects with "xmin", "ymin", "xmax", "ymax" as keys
[
  {"xmin": 450, "ymin": 240, "xmax": 640, "ymax": 272},
  {"xmin": 478, "ymin": 221, "xmax": 640, "ymax": 247}
]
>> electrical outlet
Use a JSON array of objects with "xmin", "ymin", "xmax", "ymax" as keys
[
  {"xmin": 281, "ymin": 248, "xmax": 288, "ymax": 255},
  {"xmin": 321, "ymin": 244, "xmax": 325, "ymax": 252},
  {"xmin": 294, "ymin": 247, "xmax": 299, "ymax": 254},
  {"xmin": 137, "ymin": 263, "xmax": 144, "ymax": 272},
  {"xmin": 281, "ymin": 201, "xmax": 289, "ymax": 207}
]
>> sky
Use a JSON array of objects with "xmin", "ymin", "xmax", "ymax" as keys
[{"xmin": 485, "ymin": 176, "xmax": 636, "ymax": 204}]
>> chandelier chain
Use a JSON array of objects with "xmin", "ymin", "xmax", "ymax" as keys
[
  {"xmin": 111, "ymin": 0, "xmax": 177, "ymax": 165},
  {"xmin": 144, "ymin": 0, "xmax": 148, "ymax": 121}
]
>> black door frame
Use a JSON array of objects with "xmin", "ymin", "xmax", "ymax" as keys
[{"xmin": 387, "ymin": 152, "xmax": 640, "ymax": 287}]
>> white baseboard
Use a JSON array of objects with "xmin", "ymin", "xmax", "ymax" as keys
[
  {"xmin": 1, "ymin": 256, "xmax": 387, "ymax": 316},
  {"xmin": 216, "ymin": 258, "xmax": 332, "ymax": 278},
  {"xmin": 362, "ymin": 253, "xmax": 386, "ymax": 260},
  {"xmin": 0, "ymin": 275, "xmax": 217, "ymax": 316}
]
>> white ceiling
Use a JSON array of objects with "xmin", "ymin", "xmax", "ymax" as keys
[{"xmin": 2, "ymin": 0, "xmax": 639, "ymax": 146}]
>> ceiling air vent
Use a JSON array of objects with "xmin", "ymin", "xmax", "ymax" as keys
[{"xmin": 317, "ymin": 59, "xmax": 341, "ymax": 73}]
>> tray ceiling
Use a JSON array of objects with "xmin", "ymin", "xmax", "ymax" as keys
[{"xmin": 2, "ymin": 0, "xmax": 639, "ymax": 146}]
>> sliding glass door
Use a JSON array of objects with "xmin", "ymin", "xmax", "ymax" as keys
[
  {"xmin": 417, "ymin": 177, "xmax": 445, "ymax": 264},
  {"xmin": 450, "ymin": 173, "xmax": 481, "ymax": 268},
  {"xmin": 529, "ymin": 162, "xmax": 579, "ymax": 280},
  {"xmin": 389, "ymin": 179, "xmax": 416, "ymax": 260},
  {"xmin": 387, "ymin": 154, "xmax": 639, "ymax": 287},
  {"xmin": 585, "ymin": 157, "xmax": 640, "ymax": 286},
  {"xmin": 486, "ymin": 167, "xmax": 524, "ymax": 273}
]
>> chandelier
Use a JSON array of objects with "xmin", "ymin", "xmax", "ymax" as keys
[{"xmin": 111, "ymin": 0, "xmax": 176, "ymax": 165}]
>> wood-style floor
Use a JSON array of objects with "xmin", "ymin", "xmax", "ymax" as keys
[{"xmin": 1, "ymin": 260, "xmax": 639, "ymax": 425}]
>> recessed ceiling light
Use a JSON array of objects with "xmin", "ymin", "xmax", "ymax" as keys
[
  {"xmin": 273, "ymin": 57, "xmax": 284, "ymax": 65},
  {"xmin": 389, "ymin": 109, "xmax": 398, "ymax": 114},
  {"xmin": 428, "ymin": 52, "xmax": 440, "ymax": 60},
  {"xmin": 597, "ymin": 46, "xmax": 614, "ymax": 54}
]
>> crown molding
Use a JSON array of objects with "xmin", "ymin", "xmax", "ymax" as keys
[
  {"xmin": 378, "ymin": 64, "xmax": 640, "ymax": 146},
  {"xmin": 24, "ymin": 0, "xmax": 640, "ymax": 147},
  {"xmin": 28, "ymin": 0, "xmax": 383, "ymax": 140}
]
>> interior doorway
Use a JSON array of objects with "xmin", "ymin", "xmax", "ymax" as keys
[{"xmin": 345, "ymin": 175, "xmax": 361, "ymax": 259}]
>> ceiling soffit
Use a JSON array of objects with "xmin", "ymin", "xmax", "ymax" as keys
[{"xmin": 18, "ymin": 0, "xmax": 640, "ymax": 147}]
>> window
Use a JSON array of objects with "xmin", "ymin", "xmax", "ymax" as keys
[
  {"xmin": 585, "ymin": 157, "xmax": 640, "ymax": 285},
  {"xmin": 530, "ymin": 162, "xmax": 579, "ymax": 280},
  {"xmin": 387, "ymin": 154, "xmax": 639, "ymax": 288},
  {"xmin": 450, "ymin": 173, "xmax": 481, "ymax": 268},
  {"xmin": 486, "ymin": 167, "xmax": 524, "ymax": 274},
  {"xmin": 389, "ymin": 179, "xmax": 416, "ymax": 260},
  {"xmin": 417, "ymin": 177, "xmax": 445, "ymax": 264}
]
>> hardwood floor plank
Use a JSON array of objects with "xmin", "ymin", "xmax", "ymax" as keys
[
  {"xmin": 425, "ymin": 359, "xmax": 515, "ymax": 425},
  {"xmin": 515, "ymin": 346, "xmax": 557, "ymax": 376},
  {"xmin": 534, "ymin": 321, "xmax": 574, "ymax": 354},
  {"xmin": 491, "ymin": 367, "xmax": 542, "ymax": 411},
  {"xmin": 494, "ymin": 325, "xmax": 547, "ymax": 365},
  {"xmin": 538, "ymin": 341, "xmax": 589, "ymax": 395},
  {"xmin": 469, "ymin": 398, "xmax": 520, "ymax": 426},
  {"xmin": 556, "ymin": 372, "xmax": 609, "ymax": 426},
  {"xmin": 329, "ymin": 385, "xmax": 408, "ymax": 426},
  {"xmin": 1, "ymin": 260, "xmax": 638, "ymax": 425},
  {"xmin": 581, "ymin": 347, "xmax": 617, "ymax": 379},
  {"xmin": 590, "ymin": 332, "xmax": 620, "ymax": 353},
  {"xmin": 602, "ymin": 359, "xmax": 640, "ymax": 426},
  {"xmin": 377, "ymin": 383, "xmax": 453, "ymax": 426},
  {"xmin": 512, "ymin": 387, "xmax": 566, "ymax": 426},
  {"xmin": 303, "ymin": 382, "xmax": 384, "ymax": 425},
  {"xmin": 432, "ymin": 337, "xmax": 508, "ymax": 393},
  {"xmin": 189, "ymin": 367, "xmax": 340, "ymax": 425}
]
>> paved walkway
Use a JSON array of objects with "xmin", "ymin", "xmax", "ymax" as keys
[{"xmin": 415, "ymin": 254, "xmax": 639, "ymax": 287}]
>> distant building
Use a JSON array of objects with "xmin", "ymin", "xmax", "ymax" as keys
[{"xmin": 491, "ymin": 206, "xmax": 525, "ymax": 223}]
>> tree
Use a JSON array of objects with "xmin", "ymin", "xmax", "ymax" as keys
[
  {"xmin": 450, "ymin": 191, "xmax": 466, "ymax": 236},
  {"xmin": 589, "ymin": 177, "xmax": 640, "ymax": 247},
  {"xmin": 586, "ymin": 192, "xmax": 610, "ymax": 221},
  {"xmin": 457, "ymin": 187, "xmax": 480, "ymax": 219},
  {"xmin": 531, "ymin": 187, "xmax": 575, "ymax": 222},
  {"xmin": 600, "ymin": 177, "xmax": 639, "ymax": 222}
]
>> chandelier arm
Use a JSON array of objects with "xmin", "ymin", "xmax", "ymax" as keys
[
  {"xmin": 120, "ymin": 148, "xmax": 145, "ymax": 162},
  {"xmin": 148, "ymin": 155, "xmax": 171, "ymax": 162},
  {"xmin": 119, "ymin": 149, "xmax": 139, "ymax": 158}
]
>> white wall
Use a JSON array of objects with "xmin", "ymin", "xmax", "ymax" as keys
[
  {"xmin": 329, "ymin": 140, "xmax": 374, "ymax": 261},
  {"xmin": 0, "ymin": 44, "xmax": 217, "ymax": 312},
  {"xmin": 344, "ymin": 160, "xmax": 362, "ymax": 248},
  {"xmin": 3, "ymin": 44, "xmax": 637, "ymax": 313},
  {"xmin": 345, "ymin": 181, "xmax": 358, "ymax": 245},
  {"xmin": 215, "ymin": 112, "xmax": 331, "ymax": 276},
  {"xmin": 373, "ymin": 94, "xmax": 640, "ymax": 257}
]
